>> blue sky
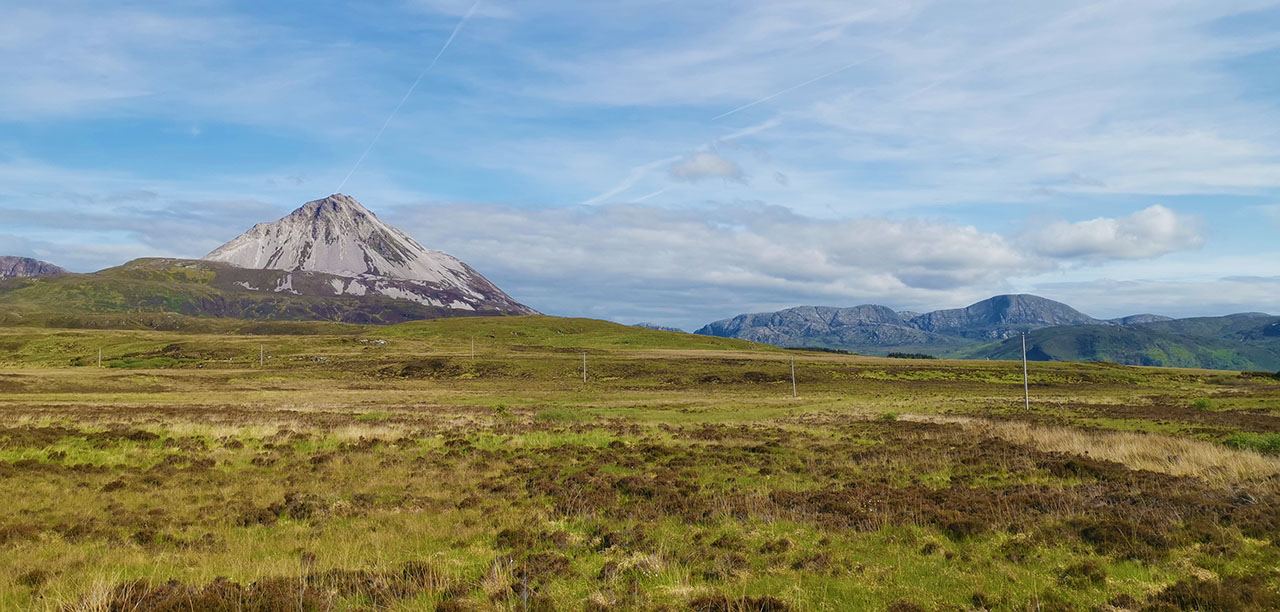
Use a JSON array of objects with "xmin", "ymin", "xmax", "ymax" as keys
[{"xmin": 3, "ymin": 0, "xmax": 1280, "ymax": 329}]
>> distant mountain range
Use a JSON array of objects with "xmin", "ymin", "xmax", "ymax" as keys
[
  {"xmin": 695, "ymin": 295, "xmax": 1280, "ymax": 371},
  {"xmin": 633, "ymin": 322, "xmax": 686, "ymax": 333},
  {"xmin": 0, "ymin": 194, "xmax": 533, "ymax": 325}
]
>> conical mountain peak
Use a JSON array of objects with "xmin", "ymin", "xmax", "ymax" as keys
[
  {"xmin": 292, "ymin": 194, "xmax": 370, "ymax": 219},
  {"xmin": 203, "ymin": 194, "xmax": 534, "ymax": 314}
]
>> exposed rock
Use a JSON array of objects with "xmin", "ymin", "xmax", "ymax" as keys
[
  {"xmin": 204, "ymin": 194, "xmax": 533, "ymax": 314},
  {"xmin": 906, "ymin": 294, "xmax": 1099, "ymax": 340},
  {"xmin": 0, "ymin": 256, "xmax": 67, "ymax": 279}
]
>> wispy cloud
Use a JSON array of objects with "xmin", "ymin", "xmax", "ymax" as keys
[
  {"xmin": 4, "ymin": 0, "xmax": 1280, "ymax": 328},
  {"xmin": 336, "ymin": 0, "xmax": 482, "ymax": 191}
]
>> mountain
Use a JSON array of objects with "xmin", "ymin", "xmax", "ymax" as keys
[
  {"xmin": 695, "ymin": 304, "xmax": 963, "ymax": 350},
  {"xmin": 0, "ymin": 195, "xmax": 534, "ymax": 327},
  {"xmin": 695, "ymin": 295, "xmax": 1280, "ymax": 370},
  {"xmin": 204, "ymin": 194, "xmax": 533, "ymax": 314},
  {"xmin": 0, "ymin": 256, "xmax": 66, "ymax": 279},
  {"xmin": 695, "ymin": 295, "xmax": 1095, "ymax": 350},
  {"xmin": 965, "ymin": 316, "xmax": 1280, "ymax": 370},
  {"xmin": 633, "ymin": 322, "xmax": 686, "ymax": 333},
  {"xmin": 905, "ymin": 294, "xmax": 1099, "ymax": 339},
  {"xmin": 1107, "ymin": 314, "xmax": 1173, "ymax": 326}
]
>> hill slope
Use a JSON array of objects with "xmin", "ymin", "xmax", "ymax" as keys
[
  {"xmin": 965, "ymin": 317, "xmax": 1280, "ymax": 370},
  {"xmin": 0, "ymin": 258, "xmax": 514, "ymax": 326}
]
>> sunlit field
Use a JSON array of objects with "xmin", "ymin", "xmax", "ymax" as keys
[{"xmin": 2, "ymin": 317, "xmax": 1279, "ymax": 611}]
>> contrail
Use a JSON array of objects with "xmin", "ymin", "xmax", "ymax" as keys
[
  {"xmin": 336, "ymin": 1, "xmax": 481, "ymax": 192},
  {"xmin": 580, "ymin": 118, "xmax": 781, "ymax": 205},
  {"xmin": 711, "ymin": 54, "xmax": 882, "ymax": 121}
]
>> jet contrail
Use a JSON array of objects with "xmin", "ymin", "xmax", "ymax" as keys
[
  {"xmin": 336, "ymin": 1, "xmax": 481, "ymax": 192},
  {"xmin": 711, "ymin": 53, "xmax": 883, "ymax": 121}
]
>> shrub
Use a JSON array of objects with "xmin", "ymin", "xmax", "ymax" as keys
[
  {"xmin": 1191, "ymin": 398, "xmax": 1213, "ymax": 410},
  {"xmin": 1222, "ymin": 433, "xmax": 1280, "ymax": 455}
]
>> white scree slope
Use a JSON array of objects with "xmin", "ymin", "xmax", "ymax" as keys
[{"xmin": 204, "ymin": 194, "xmax": 533, "ymax": 314}]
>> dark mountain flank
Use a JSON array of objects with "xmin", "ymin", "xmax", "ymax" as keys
[
  {"xmin": 0, "ymin": 258, "xmax": 512, "ymax": 326},
  {"xmin": 967, "ymin": 316, "xmax": 1280, "ymax": 371}
]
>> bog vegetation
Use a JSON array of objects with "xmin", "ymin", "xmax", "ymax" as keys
[{"xmin": 1, "ymin": 316, "xmax": 1278, "ymax": 611}]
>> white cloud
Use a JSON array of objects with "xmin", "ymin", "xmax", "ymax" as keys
[
  {"xmin": 669, "ymin": 153, "xmax": 745, "ymax": 183},
  {"xmin": 383, "ymin": 201, "xmax": 1043, "ymax": 326},
  {"xmin": 1026, "ymin": 205, "xmax": 1204, "ymax": 261}
]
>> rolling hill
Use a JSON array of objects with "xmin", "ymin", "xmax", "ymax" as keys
[
  {"xmin": 964, "ymin": 314, "xmax": 1280, "ymax": 370},
  {"xmin": 0, "ymin": 258, "xmax": 504, "ymax": 326}
]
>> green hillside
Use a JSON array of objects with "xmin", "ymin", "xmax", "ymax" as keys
[
  {"xmin": 376, "ymin": 315, "xmax": 772, "ymax": 351},
  {"xmin": 0, "ymin": 258, "xmax": 486, "ymax": 325},
  {"xmin": 965, "ymin": 323, "xmax": 1280, "ymax": 370},
  {"xmin": 0, "ymin": 314, "xmax": 766, "ymax": 369}
]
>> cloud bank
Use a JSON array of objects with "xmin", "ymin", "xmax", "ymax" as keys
[{"xmin": 1027, "ymin": 205, "xmax": 1204, "ymax": 261}]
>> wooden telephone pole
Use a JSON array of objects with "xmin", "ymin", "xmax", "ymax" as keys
[
  {"xmin": 1022, "ymin": 333, "xmax": 1030, "ymax": 413},
  {"xmin": 791, "ymin": 358, "xmax": 797, "ymax": 398}
]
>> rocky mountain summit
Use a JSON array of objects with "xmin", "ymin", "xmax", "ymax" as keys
[
  {"xmin": 0, "ymin": 256, "xmax": 66, "ymax": 279},
  {"xmin": 204, "ymin": 194, "xmax": 533, "ymax": 315},
  {"xmin": 905, "ymin": 294, "xmax": 1100, "ymax": 340}
]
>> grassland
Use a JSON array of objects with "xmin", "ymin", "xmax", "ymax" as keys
[{"xmin": 1, "ymin": 316, "xmax": 1279, "ymax": 611}]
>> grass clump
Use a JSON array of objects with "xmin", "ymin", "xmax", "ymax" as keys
[{"xmin": 533, "ymin": 407, "xmax": 591, "ymax": 423}]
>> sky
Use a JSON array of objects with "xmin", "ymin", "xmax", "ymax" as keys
[{"xmin": 3, "ymin": 0, "xmax": 1280, "ymax": 330}]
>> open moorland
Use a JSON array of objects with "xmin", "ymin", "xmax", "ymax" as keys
[{"xmin": 2, "ymin": 316, "xmax": 1279, "ymax": 611}]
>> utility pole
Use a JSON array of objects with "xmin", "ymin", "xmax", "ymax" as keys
[
  {"xmin": 791, "ymin": 358, "xmax": 797, "ymax": 398},
  {"xmin": 98, "ymin": 348, "xmax": 102, "ymax": 368},
  {"xmin": 260, "ymin": 344, "xmax": 265, "ymax": 368},
  {"xmin": 582, "ymin": 352, "xmax": 587, "ymax": 383},
  {"xmin": 471, "ymin": 337, "xmax": 475, "ymax": 361},
  {"xmin": 1022, "ymin": 333, "xmax": 1030, "ymax": 413}
]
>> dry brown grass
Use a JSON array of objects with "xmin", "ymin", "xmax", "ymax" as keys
[{"xmin": 902, "ymin": 413, "xmax": 1280, "ymax": 486}]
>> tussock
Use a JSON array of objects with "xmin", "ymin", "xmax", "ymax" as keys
[{"xmin": 902, "ymin": 413, "xmax": 1280, "ymax": 485}]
